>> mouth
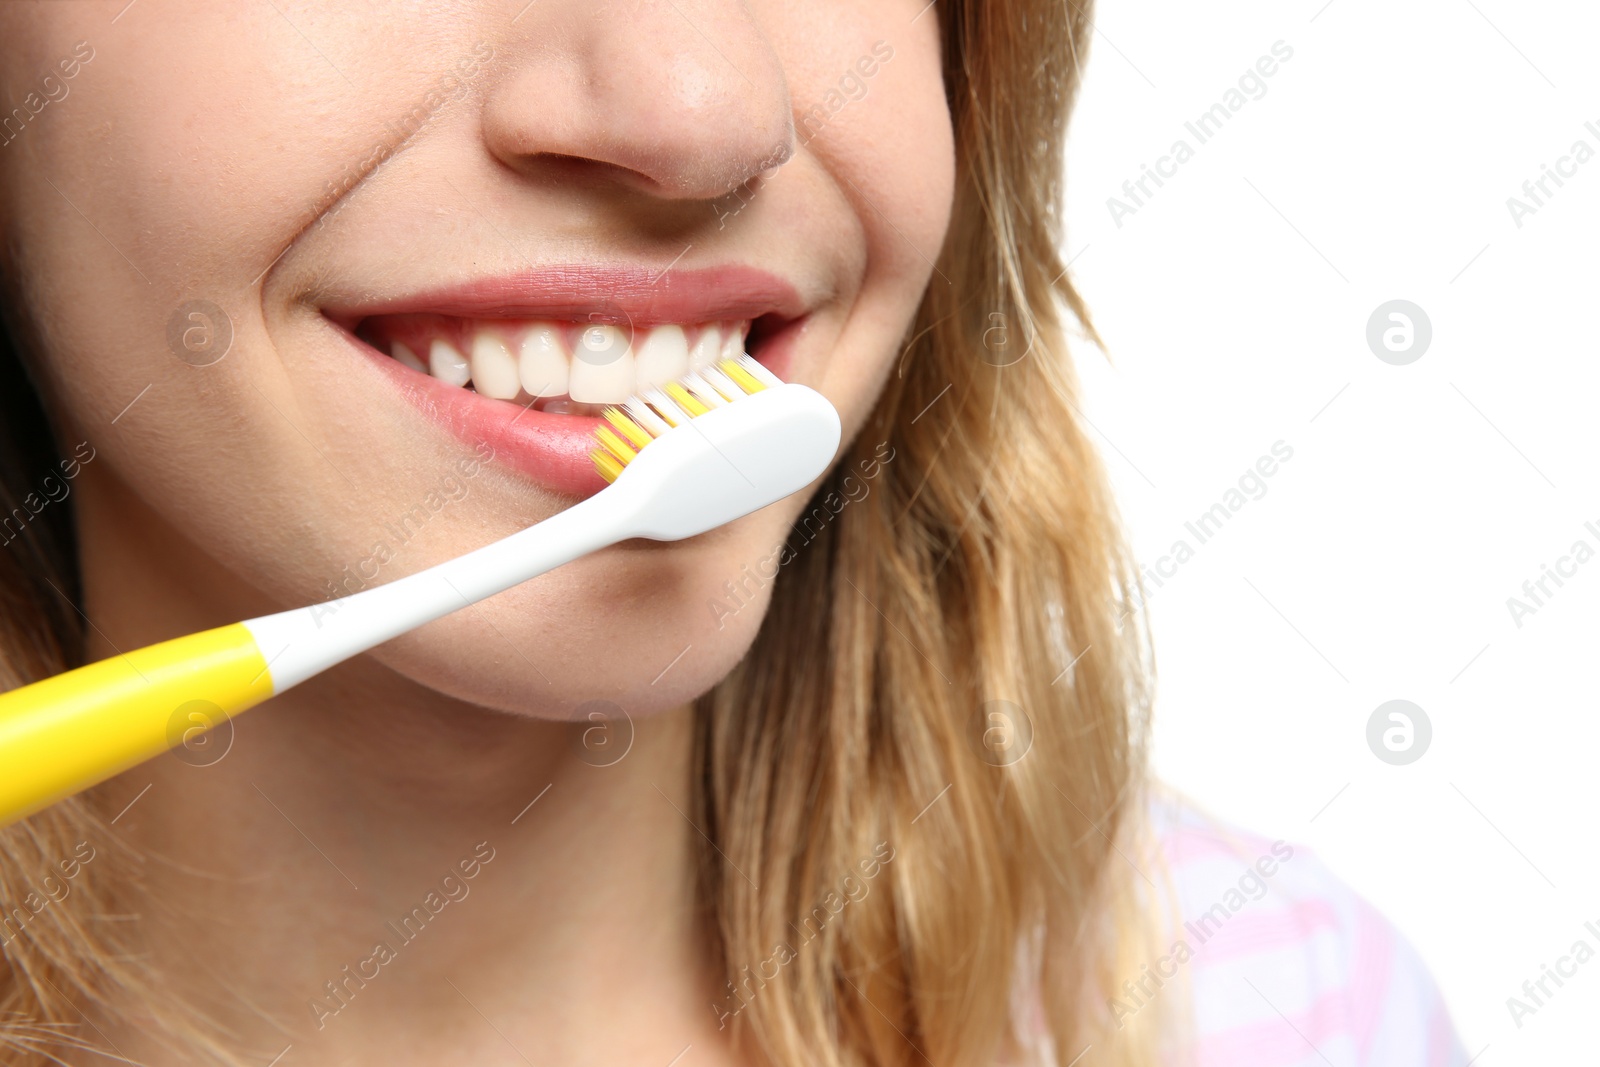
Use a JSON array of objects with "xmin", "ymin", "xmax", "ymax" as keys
[
  {"xmin": 355, "ymin": 316, "xmax": 758, "ymax": 413},
  {"xmin": 323, "ymin": 266, "xmax": 808, "ymax": 499}
]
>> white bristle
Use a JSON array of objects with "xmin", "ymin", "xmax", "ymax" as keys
[
  {"xmin": 701, "ymin": 364, "xmax": 742, "ymax": 402},
  {"xmin": 683, "ymin": 371, "xmax": 730, "ymax": 408},
  {"xmin": 738, "ymin": 353, "xmax": 783, "ymax": 388},
  {"xmin": 643, "ymin": 387, "xmax": 685, "ymax": 426},
  {"xmin": 623, "ymin": 397, "xmax": 671, "ymax": 438}
]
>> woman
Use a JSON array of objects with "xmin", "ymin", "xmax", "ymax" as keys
[{"xmin": 0, "ymin": 1, "xmax": 1461, "ymax": 1064}]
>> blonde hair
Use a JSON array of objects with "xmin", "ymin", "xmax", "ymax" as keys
[
  {"xmin": 703, "ymin": 2, "xmax": 1166, "ymax": 1063},
  {"xmin": 0, "ymin": 0, "xmax": 1165, "ymax": 1062}
]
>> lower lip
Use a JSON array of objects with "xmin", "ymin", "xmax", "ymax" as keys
[{"xmin": 334, "ymin": 320, "xmax": 804, "ymax": 499}]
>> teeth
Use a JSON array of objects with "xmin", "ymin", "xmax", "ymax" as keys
[
  {"xmin": 569, "ymin": 325, "xmax": 635, "ymax": 404},
  {"xmin": 719, "ymin": 322, "xmax": 744, "ymax": 363},
  {"xmin": 428, "ymin": 338, "xmax": 471, "ymax": 387},
  {"xmin": 391, "ymin": 341, "xmax": 426, "ymax": 373},
  {"xmin": 519, "ymin": 324, "xmax": 568, "ymax": 398},
  {"xmin": 401, "ymin": 319, "xmax": 752, "ymax": 407},
  {"xmin": 632, "ymin": 324, "xmax": 689, "ymax": 393},
  {"xmin": 687, "ymin": 325, "xmax": 723, "ymax": 371},
  {"xmin": 575, "ymin": 324, "xmax": 630, "ymax": 367},
  {"xmin": 469, "ymin": 333, "xmax": 521, "ymax": 400}
]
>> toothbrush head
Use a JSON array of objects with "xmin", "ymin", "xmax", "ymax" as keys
[
  {"xmin": 590, "ymin": 353, "xmax": 784, "ymax": 482},
  {"xmin": 589, "ymin": 354, "xmax": 842, "ymax": 541}
]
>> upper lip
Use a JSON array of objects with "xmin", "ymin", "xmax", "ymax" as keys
[{"xmin": 320, "ymin": 263, "xmax": 808, "ymax": 329}]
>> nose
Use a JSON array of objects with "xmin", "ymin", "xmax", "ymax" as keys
[{"xmin": 481, "ymin": 0, "xmax": 794, "ymax": 201}]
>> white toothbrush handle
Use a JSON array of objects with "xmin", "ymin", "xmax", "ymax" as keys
[
  {"xmin": 243, "ymin": 486, "xmax": 638, "ymax": 693},
  {"xmin": 239, "ymin": 381, "xmax": 841, "ymax": 695}
]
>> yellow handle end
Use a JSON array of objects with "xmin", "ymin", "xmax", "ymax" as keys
[{"xmin": 0, "ymin": 623, "xmax": 274, "ymax": 826}]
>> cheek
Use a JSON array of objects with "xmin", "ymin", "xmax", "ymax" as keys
[
  {"xmin": 848, "ymin": 44, "xmax": 957, "ymax": 266},
  {"xmin": 782, "ymin": 14, "xmax": 955, "ymax": 277},
  {"xmin": 1, "ymin": 6, "xmax": 484, "ymax": 423},
  {"xmin": 369, "ymin": 499, "xmax": 798, "ymax": 718},
  {"xmin": 771, "ymin": 14, "xmax": 955, "ymax": 426},
  {"xmin": 0, "ymin": 9, "xmax": 512, "ymax": 633}
]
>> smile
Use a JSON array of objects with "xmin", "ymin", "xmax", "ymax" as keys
[
  {"xmin": 323, "ymin": 265, "xmax": 811, "ymax": 498},
  {"xmin": 356, "ymin": 316, "xmax": 755, "ymax": 414}
]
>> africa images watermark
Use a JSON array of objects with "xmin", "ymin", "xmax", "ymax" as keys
[
  {"xmin": 1120, "ymin": 440, "xmax": 1295, "ymax": 621},
  {"xmin": 1106, "ymin": 40, "xmax": 1294, "ymax": 228},
  {"xmin": 312, "ymin": 441, "xmax": 495, "ymax": 624},
  {"xmin": 0, "ymin": 841, "xmax": 98, "ymax": 947},
  {"xmin": 713, "ymin": 40, "xmax": 896, "ymax": 231},
  {"xmin": 706, "ymin": 441, "xmax": 895, "ymax": 630},
  {"xmin": 1504, "ymin": 119, "xmax": 1600, "ymax": 229},
  {"xmin": 712, "ymin": 141, "xmax": 792, "ymax": 229},
  {"xmin": 710, "ymin": 841, "xmax": 896, "ymax": 1030},
  {"xmin": 1505, "ymin": 917, "xmax": 1600, "ymax": 1029},
  {"xmin": 308, "ymin": 840, "xmax": 497, "ymax": 1029},
  {"xmin": 1, "ymin": 40, "xmax": 95, "ymax": 149},
  {"xmin": 1110, "ymin": 840, "xmax": 1294, "ymax": 1028},
  {"xmin": 307, "ymin": 41, "xmax": 494, "ymax": 232},
  {"xmin": 0, "ymin": 440, "xmax": 97, "ymax": 548},
  {"xmin": 798, "ymin": 40, "xmax": 895, "ymax": 146},
  {"xmin": 1504, "ymin": 517, "xmax": 1600, "ymax": 629}
]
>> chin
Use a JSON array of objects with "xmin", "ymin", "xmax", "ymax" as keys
[{"xmin": 358, "ymin": 506, "xmax": 787, "ymax": 721}]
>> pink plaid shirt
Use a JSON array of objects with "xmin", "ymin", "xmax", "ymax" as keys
[{"xmin": 1144, "ymin": 794, "xmax": 1468, "ymax": 1066}]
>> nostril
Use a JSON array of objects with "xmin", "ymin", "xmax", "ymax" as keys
[
  {"xmin": 481, "ymin": 8, "xmax": 794, "ymax": 204},
  {"xmin": 516, "ymin": 154, "xmax": 657, "ymax": 192}
]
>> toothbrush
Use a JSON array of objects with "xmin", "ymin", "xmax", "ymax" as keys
[{"xmin": 0, "ymin": 355, "xmax": 840, "ymax": 828}]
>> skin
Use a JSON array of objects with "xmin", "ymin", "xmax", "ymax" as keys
[{"xmin": 0, "ymin": 1, "xmax": 952, "ymax": 1063}]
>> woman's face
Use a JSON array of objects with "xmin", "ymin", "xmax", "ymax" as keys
[{"xmin": 0, "ymin": 1, "xmax": 952, "ymax": 718}]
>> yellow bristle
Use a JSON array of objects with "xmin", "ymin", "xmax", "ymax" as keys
[
  {"xmin": 590, "ymin": 363, "xmax": 779, "ymax": 483},
  {"xmin": 647, "ymin": 396, "xmax": 681, "ymax": 427},
  {"xmin": 604, "ymin": 407, "xmax": 654, "ymax": 449},
  {"xmin": 592, "ymin": 450, "xmax": 625, "ymax": 483},
  {"xmin": 594, "ymin": 425, "xmax": 638, "ymax": 466},
  {"xmin": 665, "ymin": 382, "xmax": 709, "ymax": 417},
  {"xmin": 719, "ymin": 358, "xmax": 766, "ymax": 395}
]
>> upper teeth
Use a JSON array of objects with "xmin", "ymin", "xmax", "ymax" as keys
[{"xmin": 388, "ymin": 320, "xmax": 751, "ymax": 406}]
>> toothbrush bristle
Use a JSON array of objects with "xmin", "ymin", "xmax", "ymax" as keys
[{"xmin": 589, "ymin": 354, "xmax": 779, "ymax": 483}]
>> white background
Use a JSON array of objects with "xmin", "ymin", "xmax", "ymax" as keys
[{"xmin": 1062, "ymin": 0, "xmax": 1599, "ymax": 1061}]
